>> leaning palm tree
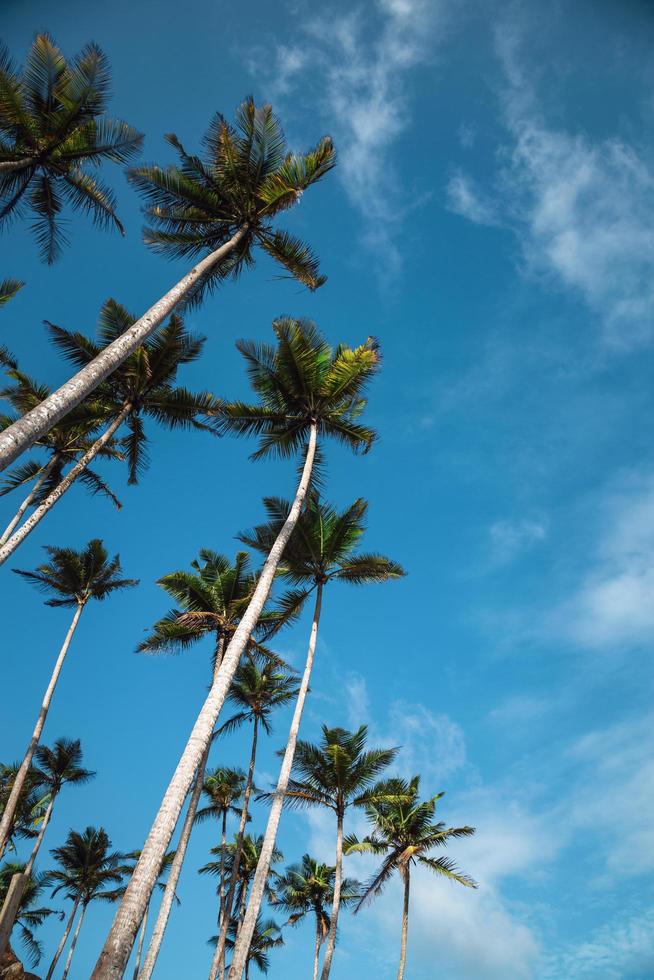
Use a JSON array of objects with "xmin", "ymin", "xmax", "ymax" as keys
[
  {"xmin": 221, "ymin": 915, "xmax": 283, "ymax": 980},
  {"xmin": 274, "ymin": 726, "xmax": 397, "ymax": 980},
  {"xmin": 346, "ymin": 777, "xmax": 477, "ymax": 980},
  {"xmin": 0, "ymin": 279, "xmax": 23, "ymax": 308},
  {"xmin": 0, "ymin": 100, "xmax": 334, "ymax": 470},
  {"xmin": 0, "ymin": 301, "xmax": 220, "ymax": 564},
  {"xmin": 0, "ymin": 34, "xmax": 142, "ymax": 261},
  {"xmin": 118, "ymin": 849, "xmax": 177, "ymax": 980},
  {"xmin": 44, "ymin": 826, "xmax": 125, "ymax": 980},
  {"xmin": 230, "ymin": 496, "xmax": 404, "ymax": 977},
  {"xmin": 92, "ymin": 319, "xmax": 379, "ymax": 979},
  {"xmin": 0, "ymin": 540, "xmax": 136, "ymax": 859},
  {"xmin": 0, "ymin": 863, "xmax": 58, "ymax": 969},
  {"xmin": 271, "ymin": 855, "xmax": 359, "ymax": 980},
  {"xmin": 208, "ymin": 660, "xmax": 299, "ymax": 980}
]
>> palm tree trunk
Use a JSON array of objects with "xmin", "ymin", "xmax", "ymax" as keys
[
  {"xmin": 132, "ymin": 899, "xmax": 149, "ymax": 980},
  {"xmin": 45, "ymin": 894, "xmax": 81, "ymax": 980},
  {"xmin": 320, "ymin": 810, "xmax": 343, "ymax": 980},
  {"xmin": 228, "ymin": 582, "xmax": 324, "ymax": 980},
  {"xmin": 0, "ymin": 603, "xmax": 84, "ymax": 857},
  {"xmin": 61, "ymin": 901, "xmax": 86, "ymax": 980},
  {"xmin": 210, "ymin": 718, "xmax": 259, "ymax": 980},
  {"xmin": 138, "ymin": 638, "xmax": 225, "ymax": 980},
  {"xmin": 0, "ymin": 454, "xmax": 58, "ymax": 546},
  {"xmin": 23, "ymin": 792, "xmax": 56, "ymax": 877},
  {"xmin": 91, "ymin": 423, "xmax": 317, "ymax": 980},
  {"xmin": 0, "ymin": 160, "xmax": 33, "ymax": 173},
  {"xmin": 218, "ymin": 809, "xmax": 227, "ymax": 936},
  {"xmin": 397, "ymin": 870, "xmax": 410, "ymax": 980},
  {"xmin": 312, "ymin": 915, "xmax": 322, "ymax": 980},
  {"xmin": 0, "ymin": 226, "xmax": 249, "ymax": 471},
  {"xmin": 0, "ymin": 404, "xmax": 131, "ymax": 566}
]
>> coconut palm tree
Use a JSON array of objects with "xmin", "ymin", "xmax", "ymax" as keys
[
  {"xmin": 0, "ymin": 763, "xmax": 48, "ymax": 857},
  {"xmin": 230, "ymin": 496, "xmax": 404, "ymax": 977},
  {"xmin": 0, "ymin": 301, "xmax": 221, "ymax": 564},
  {"xmin": 118, "ymin": 849, "xmax": 177, "ymax": 980},
  {"xmin": 92, "ymin": 319, "xmax": 379, "ymax": 979},
  {"xmin": 0, "ymin": 864, "xmax": 58, "ymax": 969},
  {"xmin": 199, "ymin": 834, "xmax": 283, "ymax": 937},
  {"xmin": 44, "ymin": 827, "xmax": 125, "ymax": 980},
  {"xmin": 0, "ymin": 100, "xmax": 334, "ymax": 471},
  {"xmin": 221, "ymin": 915, "xmax": 283, "ymax": 980},
  {"xmin": 0, "ymin": 279, "xmax": 23, "ymax": 308},
  {"xmin": 271, "ymin": 855, "xmax": 359, "ymax": 980},
  {"xmin": 0, "ymin": 34, "xmax": 142, "ymax": 261},
  {"xmin": 346, "ymin": 777, "xmax": 477, "ymax": 980},
  {"xmin": 272, "ymin": 726, "xmax": 398, "ymax": 979},
  {"xmin": 209, "ymin": 661, "xmax": 299, "ymax": 980},
  {"xmin": 0, "ymin": 540, "xmax": 137, "ymax": 858}
]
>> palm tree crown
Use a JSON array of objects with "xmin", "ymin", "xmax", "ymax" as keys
[
  {"xmin": 32, "ymin": 738, "xmax": 95, "ymax": 800},
  {"xmin": 0, "ymin": 35, "xmax": 142, "ymax": 262},
  {"xmin": 128, "ymin": 98, "xmax": 334, "ymax": 299},
  {"xmin": 13, "ymin": 537, "xmax": 137, "ymax": 607},
  {"xmin": 46, "ymin": 826, "xmax": 125, "ymax": 905},
  {"xmin": 219, "ymin": 659, "xmax": 300, "ymax": 737},
  {"xmin": 196, "ymin": 768, "xmax": 246, "ymax": 827},
  {"xmin": 222, "ymin": 914, "xmax": 283, "ymax": 976},
  {"xmin": 199, "ymin": 832, "xmax": 283, "ymax": 909}
]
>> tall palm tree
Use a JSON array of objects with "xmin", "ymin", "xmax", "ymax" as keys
[
  {"xmin": 0, "ymin": 863, "xmax": 58, "ymax": 969},
  {"xmin": 0, "ymin": 34, "xmax": 142, "ymax": 261},
  {"xmin": 230, "ymin": 496, "xmax": 404, "ymax": 977},
  {"xmin": 221, "ymin": 915, "xmax": 283, "ymax": 980},
  {"xmin": 346, "ymin": 777, "xmax": 477, "ymax": 980},
  {"xmin": 0, "ymin": 100, "xmax": 334, "ymax": 471},
  {"xmin": 275, "ymin": 726, "xmax": 398, "ymax": 980},
  {"xmin": 209, "ymin": 661, "xmax": 299, "ymax": 980},
  {"xmin": 199, "ymin": 833, "xmax": 283, "ymax": 937},
  {"xmin": 0, "ymin": 540, "xmax": 136, "ymax": 859},
  {"xmin": 44, "ymin": 827, "xmax": 125, "ymax": 980},
  {"xmin": 0, "ymin": 279, "xmax": 23, "ymax": 308},
  {"xmin": 271, "ymin": 855, "xmax": 359, "ymax": 980},
  {"xmin": 118, "ymin": 849, "xmax": 177, "ymax": 980},
  {"xmin": 0, "ymin": 301, "xmax": 220, "ymax": 564},
  {"xmin": 92, "ymin": 319, "xmax": 379, "ymax": 979},
  {"xmin": 0, "ymin": 763, "xmax": 48, "ymax": 857}
]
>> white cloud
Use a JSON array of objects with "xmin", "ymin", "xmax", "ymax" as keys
[
  {"xmin": 545, "ymin": 907, "xmax": 654, "ymax": 979},
  {"xmin": 489, "ymin": 517, "xmax": 548, "ymax": 564},
  {"xmin": 446, "ymin": 171, "xmax": 498, "ymax": 225}
]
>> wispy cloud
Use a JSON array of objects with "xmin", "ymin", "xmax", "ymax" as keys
[
  {"xmin": 489, "ymin": 516, "xmax": 548, "ymax": 564},
  {"xmin": 545, "ymin": 907, "xmax": 654, "ymax": 979}
]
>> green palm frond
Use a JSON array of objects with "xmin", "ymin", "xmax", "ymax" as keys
[{"xmin": 0, "ymin": 277, "xmax": 23, "ymax": 307}]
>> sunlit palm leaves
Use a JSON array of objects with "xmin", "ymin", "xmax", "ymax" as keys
[{"xmin": 13, "ymin": 537, "xmax": 137, "ymax": 607}]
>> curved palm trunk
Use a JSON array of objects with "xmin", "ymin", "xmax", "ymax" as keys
[
  {"xmin": 312, "ymin": 915, "xmax": 322, "ymax": 980},
  {"xmin": 91, "ymin": 424, "xmax": 317, "ymax": 980},
  {"xmin": 138, "ymin": 639, "xmax": 225, "ymax": 980},
  {"xmin": 61, "ymin": 901, "xmax": 86, "ymax": 980},
  {"xmin": 0, "ymin": 226, "xmax": 249, "ymax": 471},
  {"xmin": 0, "ymin": 454, "xmax": 58, "ymax": 546},
  {"xmin": 0, "ymin": 405, "xmax": 130, "ymax": 566},
  {"xmin": 320, "ymin": 810, "xmax": 343, "ymax": 980},
  {"xmin": 132, "ymin": 899, "xmax": 149, "ymax": 980},
  {"xmin": 397, "ymin": 870, "xmax": 410, "ymax": 980},
  {"xmin": 228, "ymin": 583, "xmax": 324, "ymax": 980},
  {"xmin": 0, "ymin": 603, "xmax": 84, "ymax": 857},
  {"xmin": 210, "ymin": 718, "xmax": 259, "ymax": 980},
  {"xmin": 45, "ymin": 894, "xmax": 81, "ymax": 980}
]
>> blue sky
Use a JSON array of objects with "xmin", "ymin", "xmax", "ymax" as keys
[{"xmin": 2, "ymin": 0, "xmax": 654, "ymax": 977}]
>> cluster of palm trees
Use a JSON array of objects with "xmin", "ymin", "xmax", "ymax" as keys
[{"xmin": 1, "ymin": 32, "xmax": 478, "ymax": 980}]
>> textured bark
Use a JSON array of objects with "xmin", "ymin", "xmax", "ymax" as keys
[
  {"xmin": 91, "ymin": 425, "xmax": 317, "ymax": 980},
  {"xmin": 45, "ymin": 895, "xmax": 80, "ymax": 980},
  {"xmin": 61, "ymin": 902, "xmax": 85, "ymax": 980},
  {"xmin": 0, "ymin": 225, "xmax": 249, "ymax": 471},
  {"xmin": 132, "ymin": 900, "xmax": 149, "ymax": 980},
  {"xmin": 0, "ymin": 160, "xmax": 32, "ymax": 173},
  {"xmin": 320, "ymin": 811, "xmax": 343, "ymax": 980},
  {"xmin": 0, "ymin": 603, "xmax": 84, "ymax": 857},
  {"xmin": 397, "ymin": 871, "xmax": 410, "ymax": 980},
  {"xmin": 312, "ymin": 916, "xmax": 322, "ymax": 980},
  {"xmin": 0, "ymin": 405, "xmax": 130, "ymax": 566},
  {"xmin": 228, "ymin": 583, "xmax": 324, "ymax": 980},
  {"xmin": 210, "ymin": 719, "xmax": 259, "ymax": 980},
  {"xmin": 0, "ymin": 873, "xmax": 27, "ymax": 961},
  {"xmin": 0, "ymin": 455, "xmax": 58, "ymax": 546}
]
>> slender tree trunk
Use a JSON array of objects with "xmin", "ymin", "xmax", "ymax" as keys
[
  {"xmin": 237, "ymin": 886, "xmax": 247, "ymax": 932},
  {"xmin": 23, "ymin": 793, "xmax": 56, "ymax": 877},
  {"xmin": 312, "ymin": 915, "xmax": 322, "ymax": 980},
  {"xmin": 218, "ymin": 809, "xmax": 227, "ymax": 937},
  {"xmin": 228, "ymin": 583, "xmax": 324, "ymax": 980},
  {"xmin": 0, "ymin": 405, "xmax": 131, "ymax": 565},
  {"xmin": 0, "ymin": 455, "xmax": 58, "ymax": 546},
  {"xmin": 91, "ymin": 424, "xmax": 317, "ymax": 980},
  {"xmin": 45, "ymin": 894, "xmax": 81, "ymax": 980},
  {"xmin": 132, "ymin": 899, "xmax": 149, "ymax": 980},
  {"xmin": 0, "ymin": 603, "xmax": 84, "ymax": 857},
  {"xmin": 0, "ymin": 226, "xmax": 249, "ymax": 471},
  {"xmin": 138, "ymin": 638, "xmax": 226, "ymax": 980},
  {"xmin": 396, "ymin": 871, "xmax": 410, "ymax": 980},
  {"xmin": 0, "ymin": 873, "xmax": 27, "ymax": 960},
  {"xmin": 210, "ymin": 719, "xmax": 259, "ymax": 980},
  {"xmin": 61, "ymin": 901, "xmax": 86, "ymax": 980},
  {"xmin": 0, "ymin": 160, "xmax": 32, "ymax": 173},
  {"xmin": 320, "ymin": 810, "xmax": 344, "ymax": 980}
]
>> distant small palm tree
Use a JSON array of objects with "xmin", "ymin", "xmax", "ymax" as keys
[
  {"xmin": 346, "ymin": 776, "xmax": 477, "ymax": 980},
  {"xmin": 0, "ymin": 863, "xmax": 58, "ymax": 968},
  {"xmin": 221, "ymin": 915, "xmax": 283, "ymax": 980},
  {"xmin": 0, "ymin": 540, "xmax": 136, "ymax": 858},
  {"xmin": 0, "ymin": 763, "xmax": 48, "ymax": 856},
  {"xmin": 44, "ymin": 826, "xmax": 125, "ymax": 980},
  {"xmin": 200, "ymin": 833, "xmax": 283, "ymax": 937},
  {"xmin": 0, "ymin": 279, "xmax": 23, "ymax": 308},
  {"xmin": 0, "ymin": 34, "xmax": 142, "ymax": 262}
]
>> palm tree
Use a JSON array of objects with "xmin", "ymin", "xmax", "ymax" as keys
[
  {"xmin": 0, "ymin": 301, "xmax": 220, "ymax": 563},
  {"xmin": 209, "ymin": 661, "xmax": 299, "ymax": 980},
  {"xmin": 118, "ymin": 849, "xmax": 177, "ymax": 980},
  {"xmin": 0, "ymin": 540, "xmax": 137, "ymax": 859},
  {"xmin": 44, "ymin": 827, "xmax": 125, "ymax": 980},
  {"xmin": 271, "ymin": 855, "xmax": 359, "ymax": 980},
  {"xmin": 221, "ymin": 915, "xmax": 283, "ymax": 980},
  {"xmin": 92, "ymin": 320, "xmax": 379, "ymax": 979},
  {"xmin": 275, "ymin": 726, "xmax": 398, "ymax": 979},
  {"xmin": 0, "ymin": 100, "xmax": 334, "ymax": 470},
  {"xmin": 0, "ymin": 34, "xmax": 142, "ymax": 261},
  {"xmin": 346, "ymin": 777, "xmax": 477, "ymax": 980},
  {"xmin": 200, "ymin": 833, "xmax": 283, "ymax": 936},
  {"xmin": 0, "ymin": 763, "xmax": 48, "ymax": 857},
  {"xmin": 0, "ymin": 279, "xmax": 23, "ymax": 308},
  {"xmin": 230, "ymin": 496, "xmax": 404, "ymax": 977},
  {"xmin": 0, "ymin": 864, "xmax": 58, "ymax": 969}
]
